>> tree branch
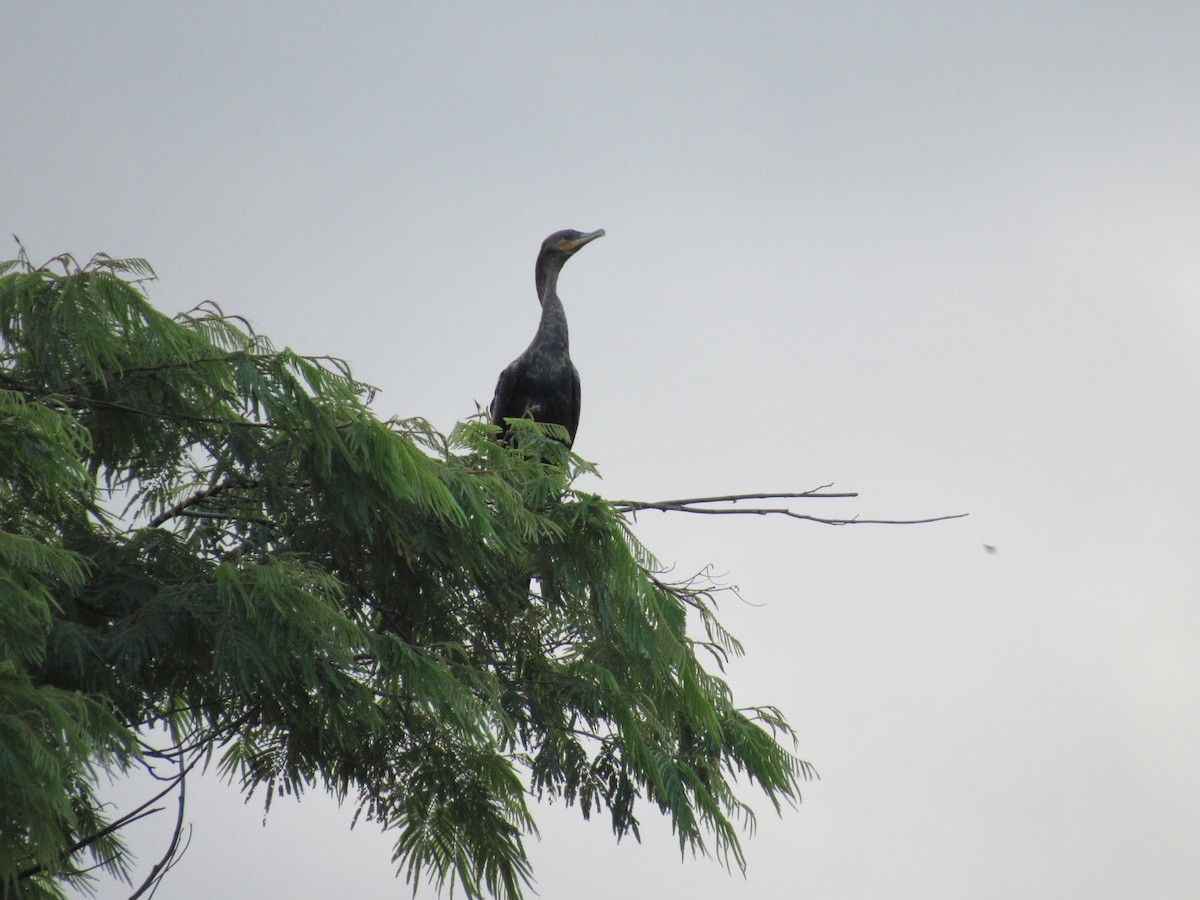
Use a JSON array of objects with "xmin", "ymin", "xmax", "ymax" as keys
[
  {"xmin": 616, "ymin": 486, "xmax": 858, "ymax": 509},
  {"xmin": 69, "ymin": 394, "xmax": 274, "ymax": 429},
  {"xmin": 127, "ymin": 753, "xmax": 192, "ymax": 900},
  {"xmin": 18, "ymin": 751, "xmax": 203, "ymax": 884},
  {"xmin": 148, "ymin": 477, "xmax": 256, "ymax": 528},
  {"xmin": 17, "ymin": 809, "xmax": 161, "ymax": 884},
  {"xmin": 612, "ymin": 489, "xmax": 966, "ymax": 526}
]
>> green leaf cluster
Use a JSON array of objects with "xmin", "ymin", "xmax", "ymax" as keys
[{"xmin": 0, "ymin": 251, "xmax": 812, "ymax": 898}]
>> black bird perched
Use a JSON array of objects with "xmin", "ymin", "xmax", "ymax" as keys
[{"xmin": 489, "ymin": 228, "xmax": 604, "ymax": 449}]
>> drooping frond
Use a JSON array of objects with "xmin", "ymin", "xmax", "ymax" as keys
[{"xmin": 0, "ymin": 252, "xmax": 810, "ymax": 899}]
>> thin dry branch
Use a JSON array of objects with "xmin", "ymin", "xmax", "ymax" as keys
[
  {"xmin": 61, "ymin": 393, "xmax": 275, "ymax": 430},
  {"xmin": 615, "ymin": 486, "xmax": 856, "ymax": 509},
  {"xmin": 148, "ymin": 476, "xmax": 255, "ymax": 528},
  {"xmin": 612, "ymin": 489, "xmax": 966, "ymax": 526},
  {"xmin": 128, "ymin": 753, "xmax": 192, "ymax": 900},
  {"xmin": 17, "ymin": 751, "xmax": 203, "ymax": 884}
]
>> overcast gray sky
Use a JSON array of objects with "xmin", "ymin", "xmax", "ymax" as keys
[{"xmin": 7, "ymin": 3, "xmax": 1200, "ymax": 897}]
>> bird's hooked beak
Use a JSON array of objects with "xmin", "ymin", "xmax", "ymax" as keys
[{"xmin": 562, "ymin": 229, "xmax": 605, "ymax": 253}]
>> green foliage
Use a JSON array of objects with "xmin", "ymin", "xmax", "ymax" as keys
[{"xmin": 0, "ymin": 250, "xmax": 812, "ymax": 898}]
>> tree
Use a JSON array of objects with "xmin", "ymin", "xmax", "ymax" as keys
[{"xmin": 0, "ymin": 250, "xmax": 814, "ymax": 899}]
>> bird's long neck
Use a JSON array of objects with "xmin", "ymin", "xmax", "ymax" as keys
[
  {"xmin": 533, "ymin": 288, "xmax": 569, "ymax": 353},
  {"xmin": 534, "ymin": 258, "xmax": 569, "ymax": 352},
  {"xmin": 535, "ymin": 253, "xmax": 561, "ymax": 307}
]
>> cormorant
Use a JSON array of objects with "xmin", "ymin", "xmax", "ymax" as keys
[{"xmin": 489, "ymin": 228, "xmax": 604, "ymax": 449}]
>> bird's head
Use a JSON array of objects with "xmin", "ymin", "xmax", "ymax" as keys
[
  {"xmin": 535, "ymin": 228, "xmax": 604, "ymax": 303},
  {"xmin": 541, "ymin": 228, "xmax": 605, "ymax": 262}
]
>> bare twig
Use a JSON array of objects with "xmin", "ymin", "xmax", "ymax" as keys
[
  {"xmin": 33, "ymin": 390, "xmax": 275, "ymax": 430},
  {"xmin": 148, "ymin": 477, "xmax": 256, "ymax": 528},
  {"xmin": 18, "ymin": 750, "xmax": 203, "ymax": 883},
  {"xmin": 612, "ymin": 489, "xmax": 966, "ymax": 526},
  {"xmin": 614, "ymin": 487, "xmax": 856, "ymax": 511},
  {"xmin": 17, "ymin": 809, "xmax": 161, "ymax": 883},
  {"xmin": 128, "ymin": 753, "xmax": 192, "ymax": 900},
  {"xmin": 176, "ymin": 510, "xmax": 272, "ymax": 526}
]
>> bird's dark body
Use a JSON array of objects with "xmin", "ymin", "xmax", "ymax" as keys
[
  {"xmin": 490, "ymin": 228, "xmax": 603, "ymax": 450},
  {"xmin": 491, "ymin": 353, "xmax": 581, "ymax": 448}
]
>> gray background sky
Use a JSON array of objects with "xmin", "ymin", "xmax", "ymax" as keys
[{"xmin": 7, "ymin": 3, "xmax": 1200, "ymax": 897}]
